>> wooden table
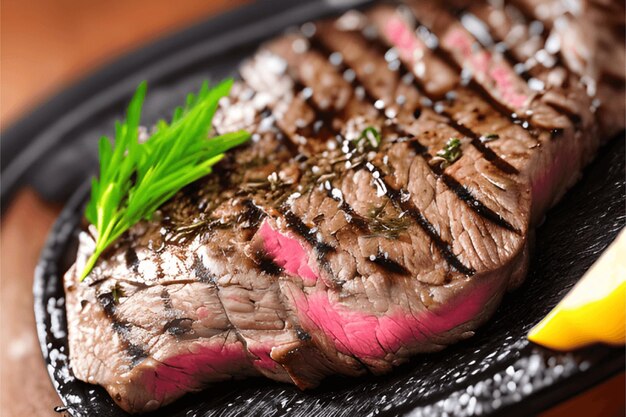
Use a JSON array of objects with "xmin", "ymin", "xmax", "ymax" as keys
[{"xmin": 0, "ymin": 1, "xmax": 623, "ymax": 416}]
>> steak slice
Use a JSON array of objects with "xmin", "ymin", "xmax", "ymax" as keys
[{"xmin": 64, "ymin": 1, "xmax": 625, "ymax": 413}]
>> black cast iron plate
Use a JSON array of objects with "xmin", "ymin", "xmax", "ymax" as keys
[{"xmin": 25, "ymin": 1, "xmax": 625, "ymax": 416}]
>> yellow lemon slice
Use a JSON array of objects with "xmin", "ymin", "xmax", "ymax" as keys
[{"xmin": 528, "ymin": 228, "xmax": 626, "ymax": 350}]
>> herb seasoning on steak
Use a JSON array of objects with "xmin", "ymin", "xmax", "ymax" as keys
[{"xmin": 64, "ymin": 0, "xmax": 625, "ymax": 413}]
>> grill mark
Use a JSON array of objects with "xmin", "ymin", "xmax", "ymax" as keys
[
  {"xmin": 276, "ymin": 29, "xmax": 506, "ymax": 277},
  {"xmin": 313, "ymin": 27, "xmax": 524, "ymax": 175},
  {"xmin": 309, "ymin": 32, "xmax": 519, "ymax": 232},
  {"xmin": 124, "ymin": 344, "xmax": 148, "ymax": 368},
  {"xmin": 369, "ymin": 251, "xmax": 410, "ymax": 276},
  {"xmin": 280, "ymin": 208, "xmax": 338, "ymax": 283},
  {"xmin": 238, "ymin": 199, "xmax": 267, "ymax": 230},
  {"xmin": 284, "ymin": 79, "xmax": 382, "ymax": 238},
  {"xmin": 407, "ymin": 129, "xmax": 518, "ymax": 231},
  {"xmin": 456, "ymin": 8, "xmax": 584, "ymax": 128},
  {"xmin": 292, "ymin": 80, "xmax": 341, "ymax": 141},
  {"xmin": 325, "ymin": 188, "xmax": 370, "ymax": 232},
  {"xmin": 402, "ymin": 135, "xmax": 519, "ymax": 233},
  {"xmin": 375, "ymin": 169, "xmax": 476, "ymax": 276},
  {"xmin": 281, "ymin": 55, "xmax": 449, "ymax": 271},
  {"xmin": 542, "ymin": 100, "xmax": 583, "ymax": 127},
  {"xmin": 402, "ymin": 67, "xmax": 524, "ymax": 171},
  {"xmin": 439, "ymin": 111, "xmax": 519, "ymax": 175},
  {"xmin": 96, "ymin": 292, "xmax": 148, "ymax": 367},
  {"xmin": 282, "ymin": 210, "xmax": 334, "ymax": 258},
  {"xmin": 250, "ymin": 93, "xmax": 369, "ymax": 240},
  {"xmin": 360, "ymin": 138, "xmax": 475, "ymax": 275},
  {"xmin": 213, "ymin": 92, "xmax": 344, "ymax": 284},
  {"xmin": 284, "ymin": 33, "xmax": 497, "ymax": 273},
  {"xmin": 254, "ymin": 250, "xmax": 284, "ymax": 276},
  {"xmin": 241, "ymin": 196, "xmax": 360, "ymax": 373},
  {"xmin": 124, "ymin": 247, "xmax": 139, "ymax": 273},
  {"xmin": 254, "ymin": 104, "xmax": 302, "ymax": 158},
  {"xmin": 299, "ymin": 71, "xmax": 441, "ymax": 275},
  {"xmin": 98, "ymin": 291, "xmax": 117, "ymax": 316},
  {"xmin": 307, "ymin": 36, "xmax": 389, "ymax": 111},
  {"xmin": 220, "ymin": 194, "xmax": 362, "ymax": 373},
  {"xmin": 439, "ymin": 172, "xmax": 518, "ymax": 233},
  {"xmin": 163, "ymin": 317, "xmax": 194, "ymax": 336},
  {"xmin": 295, "ymin": 326, "xmax": 312, "ymax": 341},
  {"xmin": 398, "ymin": 7, "xmax": 546, "ymax": 137},
  {"xmin": 455, "ymin": 9, "xmax": 532, "ymax": 82},
  {"xmin": 403, "ymin": 136, "xmax": 428, "ymax": 155},
  {"xmin": 284, "ymin": 95, "xmax": 473, "ymax": 275}
]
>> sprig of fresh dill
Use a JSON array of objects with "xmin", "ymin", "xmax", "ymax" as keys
[{"xmin": 80, "ymin": 79, "xmax": 249, "ymax": 280}]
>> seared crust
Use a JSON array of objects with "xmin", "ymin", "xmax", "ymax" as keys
[{"xmin": 65, "ymin": 1, "xmax": 625, "ymax": 413}]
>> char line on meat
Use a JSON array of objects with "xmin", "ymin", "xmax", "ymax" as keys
[{"xmin": 63, "ymin": 1, "xmax": 625, "ymax": 413}]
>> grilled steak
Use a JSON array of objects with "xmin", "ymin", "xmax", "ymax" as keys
[{"xmin": 63, "ymin": 0, "xmax": 625, "ymax": 413}]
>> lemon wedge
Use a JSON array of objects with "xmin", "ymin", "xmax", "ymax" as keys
[{"xmin": 528, "ymin": 228, "xmax": 626, "ymax": 350}]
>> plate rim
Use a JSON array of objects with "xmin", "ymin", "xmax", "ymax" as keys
[{"xmin": 24, "ymin": 0, "xmax": 625, "ymax": 415}]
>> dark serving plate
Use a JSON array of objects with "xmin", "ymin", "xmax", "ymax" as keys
[{"xmin": 14, "ymin": 0, "xmax": 623, "ymax": 416}]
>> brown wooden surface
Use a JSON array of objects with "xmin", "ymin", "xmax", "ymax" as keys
[
  {"xmin": 0, "ymin": 0, "xmax": 245, "ymax": 128},
  {"xmin": 0, "ymin": 1, "xmax": 623, "ymax": 416},
  {"xmin": 1, "ymin": 191, "xmax": 62, "ymax": 417}
]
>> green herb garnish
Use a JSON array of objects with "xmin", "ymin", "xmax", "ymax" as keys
[
  {"xmin": 367, "ymin": 202, "xmax": 411, "ymax": 238},
  {"xmin": 80, "ymin": 79, "xmax": 249, "ymax": 280},
  {"xmin": 480, "ymin": 133, "xmax": 499, "ymax": 143},
  {"xmin": 435, "ymin": 137, "xmax": 462, "ymax": 168},
  {"xmin": 351, "ymin": 126, "xmax": 381, "ymax": 152}
]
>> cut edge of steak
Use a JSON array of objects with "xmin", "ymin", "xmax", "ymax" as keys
[{"xmin": 64, "ymin": 1, "xmax": 624, "ymax": 413}]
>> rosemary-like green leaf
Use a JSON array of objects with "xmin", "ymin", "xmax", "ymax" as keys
[
  {"xmin": 479, "ymin": 133, "xmax": 500, "ymax": 143},
  {"xmin": 435, "ymin": 137, "xmax": 462, "ymax": 168},
  {"xmin": 351, "ymin": 126, "xmax": 381, "ymax": 152},
  {"xmin": 80, "ymin": 79, "xmax": 250, "ymax": 280}
]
